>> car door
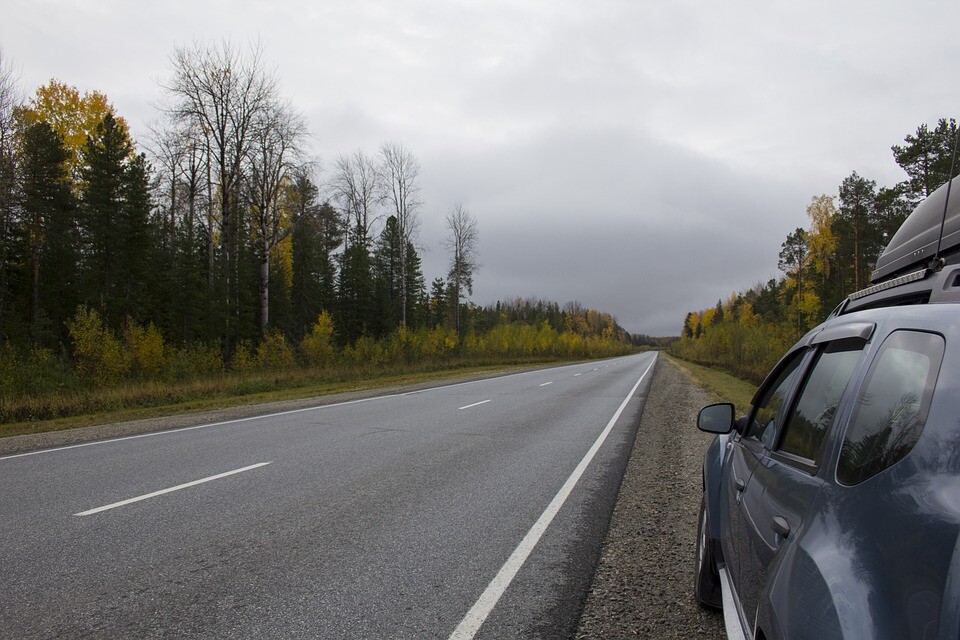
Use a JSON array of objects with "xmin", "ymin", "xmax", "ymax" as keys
[
  {"xmin": 724, "ymin": 348, "xmax": 807, "ymax": 612},
  {"xmin": 737, "ymin": 335, "xmax": 867, "ymax": 630}
]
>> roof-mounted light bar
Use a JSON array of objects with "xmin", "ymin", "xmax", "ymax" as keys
[{"xmin": 848, "ymin": 267, "xmax": 929, "ymax": 301}]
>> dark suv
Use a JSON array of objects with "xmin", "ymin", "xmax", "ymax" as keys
[{"xmin": 694, "ymin": 175, "xmax": 960, "ymax": 640}]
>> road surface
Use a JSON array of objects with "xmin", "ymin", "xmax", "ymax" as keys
[{"xmin": 1, "ymin": 352, "xmax": 657, "ymax": 639}]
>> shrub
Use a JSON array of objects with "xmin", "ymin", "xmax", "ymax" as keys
[
  {"xmin": 124, "ymin": 321, "xmax": 170, "ymax": 379},
  {"xmin": 300, "ymin": 311, "xmax": 336, "ymax": 367},
  {"xmin": 256, "ymin": 331, "xmax": 297, "ymax": 370},
  {"xmin": 67, "ymin": 307, "xmax": 128, "ymax": 385}
]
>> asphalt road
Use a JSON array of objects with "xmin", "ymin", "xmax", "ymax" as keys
[{"xmin": 1, "ymin": 352, "xmax": 657, "ymax": 639}]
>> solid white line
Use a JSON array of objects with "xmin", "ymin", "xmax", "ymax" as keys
[
  {"xmin": 447, "ymin": 354, "xmax": 657, "ymax": 640},
  {"xmin": 74, "ymin": 462, "xmax": 272, "ymax": 516},
  {"xmin": 458, "ymin": 400, "xmax": 492, "ymax": 411},
  {"xmin": 539, "ymin": 382, "xmax": 553, "ymax": 387}
]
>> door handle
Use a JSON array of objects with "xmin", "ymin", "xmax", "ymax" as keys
[
  {"xmin": 771, "ymin": 516, "xmax": 790, "ymax": 538},
  {"xmin": 735, "ymin": 477, "xmax": 746, "ymax": 492}
]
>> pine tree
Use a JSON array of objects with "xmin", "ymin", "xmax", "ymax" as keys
[
  {"xmin": 837, "ymin": 171, "xmax": 879, "ymax": 292},
  {"xmin": 891, "ymin": 118, "xmax": 959, "ymax": 203}
]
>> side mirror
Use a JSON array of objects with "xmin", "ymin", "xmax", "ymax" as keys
[{"xmin": 697, "ymin": 403, "xmax": 735, "ymax": 434}]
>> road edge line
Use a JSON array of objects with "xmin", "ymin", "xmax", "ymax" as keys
[{"xmin": 447, "ymin": 353, "xmax": 657, "ymax": 640}]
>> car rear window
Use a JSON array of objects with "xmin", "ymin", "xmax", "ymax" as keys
[
  {"xmin": 778, "ymin": 338, "xmax": 864, "ymax": 464},
  {"xmin": 837, "ymin": 330, "xmax": 945, "ymax": 485}
]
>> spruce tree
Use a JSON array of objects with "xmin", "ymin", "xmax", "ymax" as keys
[
  {"xmin": 403, "ymin": 240, "xmax": 427, "ymax": 329},
  {"xmin": 337, "ymin": 234, "xmax": 373, "ymax": 345},
  {"xmin": 371, "ymin": 216, "xmax": 402, "ymax": 336},
  {"xmin": 290, "ymin": 188, "xmax": 339, "ymax": 340},
  {"xmin": 429, "ymin": 277, "xmax": 447, "ymax": 328},
  {"xmin": 80, "ymin": 113, "xmax": 135, "ymax": 327},
  {"xmin": 18, "ymin": 121, "xmax": 77, "ymax": 346}
]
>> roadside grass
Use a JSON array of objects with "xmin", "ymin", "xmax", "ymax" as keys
[
  {"xmin": 0, "ymin": 358, "xmax": 573, "ymax": 439},
  {"xmin": 663, "ymin": 353, "xmax": 757, "ymax": 416}
]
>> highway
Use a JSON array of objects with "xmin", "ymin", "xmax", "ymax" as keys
[{"xmin": 1, "ymin": 352, "xmax": 657, "ymax": 639}]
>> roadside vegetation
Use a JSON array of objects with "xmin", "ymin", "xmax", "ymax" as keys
[
  {"xmin": 0, "ymin": 45, "xmax": 652, "ymax": 433},
  {"xmin": 664, "ymin": 353, "xmax": 756, "ymax": 417},
  {"xmin": 0, "ymin": 304, "xmax": 637, "ymax": 430},
  {"xmin": 671, "ymin": 117, "xmax": 959, "ymax": 383}
]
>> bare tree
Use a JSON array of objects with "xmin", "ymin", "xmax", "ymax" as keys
[
  {"xmin": 379, "ymin": 141, "xmax": 421, "ymax": 327},
  {"xmin": 443, "ymin": 203, "xmax": 479, "ymax": 334},
  {"xmin": 246, "ymin": 98, "xmax": 309, "ymax": 336},
  {"xmin": 0, "ymin": 49, "xmax": 20, "ymax": 344},
  {"xmin": 330, "ymin": 149, "xmax": 381, "ymax": 245},
  {"xmin": 162, "ymin": 40, "xmax": 277, "ymax": 354}
]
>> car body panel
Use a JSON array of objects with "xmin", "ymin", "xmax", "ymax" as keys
[{"xmin": 698, "ymin": 302, "xmax": 960, "ymax": 639}]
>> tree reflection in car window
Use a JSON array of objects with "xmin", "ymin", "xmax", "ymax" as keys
[
  {"xmin": 837, "ymin": 331, "xmax": 944, "ymax": 485},
  {"xmin": 747, "ymin": 351, "xmax": 805, "ymax": 446},
  {"xmin": 778, "ymin": 339, "xmax": 864, "ymax": 463}
]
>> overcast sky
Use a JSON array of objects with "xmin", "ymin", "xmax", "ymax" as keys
[{"xmin": 3, "ymin": 0, "xmax": 958, "ymax": 335}]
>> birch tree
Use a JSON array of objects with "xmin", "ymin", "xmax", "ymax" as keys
[
  {"xmin": 247, "ymin": 98, "xmax": 308, "ymax": 337},
  {"xmin": 443, "ymin": 203, "xmax": 479, "ymax": 334},
  {"xmin": 379, "ymin": 142, "xmax": 421, "ymax": 327},
  {"xmin": 163, "ymin": 40, "xmax": 277, "ymax": 355}
]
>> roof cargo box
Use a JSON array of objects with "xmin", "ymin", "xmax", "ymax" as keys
[{"xmin": 871, "ymin": 175, "xmax": 960, "ymax": 284}]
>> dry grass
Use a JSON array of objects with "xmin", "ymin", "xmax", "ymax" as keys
[
  {"xmin": 0, "ymin": 358, "xmax": 564, "ymax": 438},
  {"xmin": 664, "ymin": 353, "xmax": 758, "ymax": 416}
]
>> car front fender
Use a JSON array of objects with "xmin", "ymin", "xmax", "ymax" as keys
[{"xmin": 702, "ymin": 432, "xmax": 734, "ymax": 543}]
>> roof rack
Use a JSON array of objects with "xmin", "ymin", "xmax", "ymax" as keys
[{"xmin": 831, "ymin": 263, "xmax": 960, "ymax": 317}]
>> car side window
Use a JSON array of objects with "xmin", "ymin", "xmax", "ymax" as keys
[
  {"xmin": 746, "ymin": 350, "xmax": 805, "ymax": 447},
  {"xmin": 777, "ymin": 338, "xmax": 865, "ymax": 464},
  {"xmin": 837, "ymin": 330, "xmax": 945, "ymax": 485}
]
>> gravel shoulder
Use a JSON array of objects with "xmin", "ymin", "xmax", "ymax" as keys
[{"xmin": 576, "ymin": 356, "xmax": 727, "ymax": 639}]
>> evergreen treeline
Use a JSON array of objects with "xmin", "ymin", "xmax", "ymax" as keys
[
  {"xmin": 671, "ymin": 118, "xmax": 959, "ymax": 383},
  {"xmin": 0, "ymin": 46, "xmax": 637, "ymax": 422}
]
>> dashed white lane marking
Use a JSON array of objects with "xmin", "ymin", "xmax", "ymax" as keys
[
  {"xmin": 458, "ymin": 400, "xmax": 492, "ymax": 411},
  {"xmin": 74, "ymin": 462, "xmax": 272, "ymax": 516},
  {"xmin": 539, "ymin": 382, "xmax": 553, "ymax": 387},
  {"xmin": 574, "ymin": 373, "xmax": 582, "ymax": 377},
  {"xmin": 448, "ymin": 354, "xmax": 657, "ymax": 640}
]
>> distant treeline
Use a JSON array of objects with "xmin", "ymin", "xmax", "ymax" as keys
[
  {"xmin": 0, "ymin": 45, "xmax": 641, "ymax": 420},
  {"xmin": 671, "ymin": 118, "xmax": 959, "ymax": 383}
]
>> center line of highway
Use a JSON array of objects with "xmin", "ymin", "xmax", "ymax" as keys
[
  {"xmin": 448, "ymin": 354, "xmax": 657, "ymax": 640},
  {"xmin": 74, "ymin": 462, "xmax": 272, "ymax": 516},
  {"xmin": 539, "ymin": 382, "xmax": 553, "ymax": 387},
  {"xmin": 458, "ymin": 400, "xmax": 492, "ymax": 411}
]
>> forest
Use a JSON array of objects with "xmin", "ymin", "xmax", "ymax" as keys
[
  {"xmin": 671, "ymin": 117, "xmax": 959, "ymax": 383},
  {"xmin": 0, "ymin": 43, "xmax": 639, "ymax": 424}
]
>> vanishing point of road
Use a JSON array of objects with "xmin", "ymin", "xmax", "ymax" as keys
[{"xmin": 1, "ymin": 352, "xmax": 657, "ymax": 639}]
